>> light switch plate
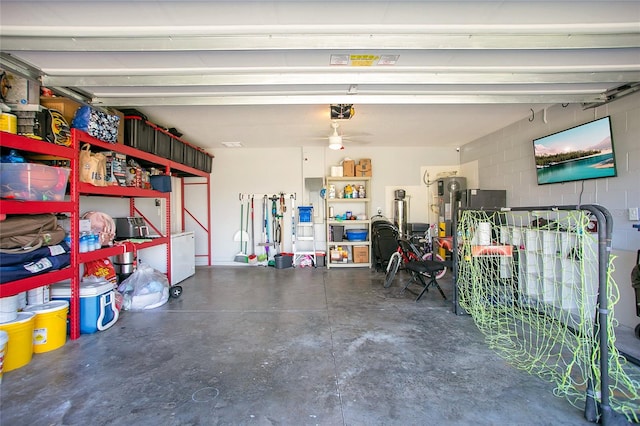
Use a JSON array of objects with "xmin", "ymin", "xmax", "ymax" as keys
[{"xmin": 629, "ymin": 207, "xmax": 639, "ymax": 221}]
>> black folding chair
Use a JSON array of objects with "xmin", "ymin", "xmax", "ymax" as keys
[{"xmin": 403, "ymin": 259, "xmax": 447, "ymax": 301}]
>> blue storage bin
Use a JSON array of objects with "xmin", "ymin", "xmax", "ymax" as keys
[
  {"xmin": 345, "ymin": 229, "xmax": 368, "ymax": 241},
  {"xmin": 50, "ymin": 280, "xmax": 119, "ymax": 334},
  {"xmin": 298, "ymin": 206, "xmax": 313, "ymax": 222},
  {"xmin": 150, "ymin": 175, "xmax": 172, "ymax": 192}
]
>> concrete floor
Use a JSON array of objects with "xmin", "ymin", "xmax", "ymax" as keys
[{"xmin": 1, "ymin": 266, "xmax": 600, "ymax": 425}]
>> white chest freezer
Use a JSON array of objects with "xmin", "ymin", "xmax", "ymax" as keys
[{"xmin": 137, "ymin": 232, "xmax": 195, "ymax": 285}]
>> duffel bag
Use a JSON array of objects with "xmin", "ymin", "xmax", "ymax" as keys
[{"xmin": 0, "ymin": 213, "xmax": 66, "ymax": 253}]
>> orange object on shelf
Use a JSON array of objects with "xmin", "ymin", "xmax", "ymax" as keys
[
  {"xmin": 471, "ymin": 245, "xmax": 513, "ymax": 257},
  {"xmin": 436, "ymin": 236, "xmax": 453, "ymax": 252}
]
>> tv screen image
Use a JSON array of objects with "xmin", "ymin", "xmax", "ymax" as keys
[{"xmin": 533, "ymin": 116, "xmax": 617, "ymax": 185}]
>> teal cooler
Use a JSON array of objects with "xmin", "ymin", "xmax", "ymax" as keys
[{"xmin": 50, "ymin": 280, "xmax": 119, "ymax": 334}]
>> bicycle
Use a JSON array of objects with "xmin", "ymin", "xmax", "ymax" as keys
[{"xmin": 383, "ymin": 227, "xmax": 448, "ymax": 288}]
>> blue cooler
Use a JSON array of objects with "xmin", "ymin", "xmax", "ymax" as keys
[{"xmin": 50, "ymin": 280, "xmax": 119, "ymax": 334}]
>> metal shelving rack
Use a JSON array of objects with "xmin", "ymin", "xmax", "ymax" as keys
[{"xmin": 0, "ymin": 129, "xmax": 211, "ymax": 339}]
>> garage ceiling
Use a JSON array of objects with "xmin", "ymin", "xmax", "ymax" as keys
[{"xmin": 1, "ymin": 1, "xmax": 639, "ymax": 151}]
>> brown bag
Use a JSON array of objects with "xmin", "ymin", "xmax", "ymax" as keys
[
  {"xmin": 79, "ymin": 144, "xmax": 107, "ymax": 186},
  {"xmin": 0, "ymin": 214, "xmax": 66, "ymax": 253}
]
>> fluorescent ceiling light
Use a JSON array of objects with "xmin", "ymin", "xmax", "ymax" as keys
[{"xmin": 221, "ymin": 141, "xmax": 243, "ymax": 148}]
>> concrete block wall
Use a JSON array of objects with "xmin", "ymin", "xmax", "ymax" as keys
[{"xmin": 460, "ymin": 91, "xmax": 640, "ymax": 327}]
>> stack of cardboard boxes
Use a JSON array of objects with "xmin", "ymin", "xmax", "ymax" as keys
[{"xmin": 341, "ymin": 158, "xmax": 372, "ymax": 177}]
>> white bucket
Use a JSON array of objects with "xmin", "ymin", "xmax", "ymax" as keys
[
  {"xmin": 0, "ymin": 295, "xmax": 19, "ymax": 323},
  {"xmin": 17, "ymin": 292, "xmax": 27, "ymax": 310},
  {"xmin": 27, "ymin": 286, "xmax": 50, "ymax": 306},
  {"xmin": 477, "ymin": 222, "xmax": 492, "ymax": 246},
  {"xmin": 0, "ymin": 329, "xmax": 8, "ymax": 383}
]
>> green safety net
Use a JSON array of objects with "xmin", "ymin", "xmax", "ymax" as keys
[{"xmin": 456, "ymin": 209, "xmax": 640, "ymax": 423}]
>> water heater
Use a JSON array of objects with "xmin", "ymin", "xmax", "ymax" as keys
[
  {"xmin": 393, "ymin": 189, "xmax": 408, "ymax": 237},
  {"xmin": 437, "ymin": 177, "xmax": 466, "ymax": 236}
]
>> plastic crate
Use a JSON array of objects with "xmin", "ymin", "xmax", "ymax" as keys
[
  {"xmin": 195, "ymin": 149, "xmax": 213, "ymax": 173},
  {"xmin": 298, "ymin": 206, "xmax": 313, "ymax": 222},
  {"xmin": 154, "ymin": 126, "xmax": 172, "ymax": 159},
  {"xmin": 183, "ymin": 144, "xmax": 197, "ymax": 169},
  {"xmin": 124, "ymin": 117, "xmax": 155, "ymax": 153},
  {"xmin": 170, "ymin": 137, "xmax": 185, "ymax": 164}
]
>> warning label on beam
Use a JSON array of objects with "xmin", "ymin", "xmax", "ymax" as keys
[{"xmin": 349, "ymin": 54, "xmax": 380, "ymax": 66}]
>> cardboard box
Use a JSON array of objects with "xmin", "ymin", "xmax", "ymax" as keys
[
  {"xmin": 343, "ymin": 160, "xmax": 355, "ymax": 177},
  {"xmin": 103, "ymin": 151, "xmax": 127, "ymax": 186},
  {"xmin": 5, "ymin": 74, "xmax": 40, "ymax": 107},
  {"xmin": 109, "ymin": 108, "xmax": 125, "ymax": 144},
  {"xmin": 353, "ymin": 245, "xmax": 369, "ymax": 263},
  {"xmin": 359, "ymin": 158, "xmax": 371, "ymax": 169},
  {"xmin": 355, "ymin": 164, "xmax": 372, "ymax": 177},
  {"xmin": 40, "ymin": 96, "xmax": 82, "ymax": 125}
]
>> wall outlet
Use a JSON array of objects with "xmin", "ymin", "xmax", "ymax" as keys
[{"xmin": 629, "ymin": 207, "xmax": 639, "ymax": 221}]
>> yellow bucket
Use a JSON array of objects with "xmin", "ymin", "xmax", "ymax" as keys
[
  {"xmin": 24, "ymin": 301, "xmax": 69, "ymax": 353},
  {"xmin": 0, "ymin": 330, "xmax": 8, "ymax": 382},
  {"xmin": 0, "ymin": 311, "xmax": 35, "ymax": 372},
  {"xmin": 0, "ymin": 112, "xmax": 17, "ymax": 134}
]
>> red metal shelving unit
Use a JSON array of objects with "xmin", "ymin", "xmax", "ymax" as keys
[{"xmin": 1, "ymin": 128, "xmax": 211, "ymax": 339}]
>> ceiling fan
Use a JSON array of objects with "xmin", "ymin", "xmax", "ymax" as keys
[
  {"xmin": 328, "ymin": 121, "xmax": 344, "ymax": 150},
  {"xmin": 323, "ymin": 121, "xmax": 369, "ymax": 150}
]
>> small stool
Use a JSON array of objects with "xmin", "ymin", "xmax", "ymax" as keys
[{"xmin": 403, "ymin": 260, "xmax": 447, "ymax": 301}]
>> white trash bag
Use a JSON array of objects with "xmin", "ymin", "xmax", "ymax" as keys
[{"xmin": 117, "ymin": 262, "xmax": 169, "ymax": 310}]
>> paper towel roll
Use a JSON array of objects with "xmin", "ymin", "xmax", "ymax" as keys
[{"xmin": 477, "ymin": 222, "xmax": 492, "ymax": 246}]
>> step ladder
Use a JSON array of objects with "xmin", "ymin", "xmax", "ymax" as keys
[{"xmin": 293, "ymin": 206, "xmax": 317, "ymax": 267}]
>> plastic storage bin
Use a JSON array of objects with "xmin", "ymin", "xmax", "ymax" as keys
[
  {"xmin": 183, "ymin": 144, "xmax": 197, "ymax": 169},
  {"xmin": 298, "ymin": 206, "xmax": 313, "ymax": 223},
  {"xmin": 274, "ymin": 253, "xmax": 293, "ymax": 269},
  {"xmin": 195, "ymin": 149, "xmax": 213, "ymax": 173},
  {"xmin": 0, "ymin": 163, "xmax": 70, "ymax": 201},
  {"xmin": 154, "ymin": 126, "xmax": 172, "ymax": 159},
  {"xmin": 346, "ymin": 229, "xmax": 368, "ymax": 241},
  {"xmin": 331, "ymin": 225, "xmax": 344, "ymax": 242},
  {"xmin": 124, "ymin": 116, "xmax": 155, "ymax": 153},
  {"xmin": 150, "ymin": 175, "xmax": 172, "ymax": 192},
  {"xmin": 170, "ymin": 137, "xmax": 185, "ymax": 164},
  {"xmin": 50, "ymin": 280, "xmax": 119, "ymax": 334}
]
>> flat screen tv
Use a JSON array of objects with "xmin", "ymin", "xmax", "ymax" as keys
[{"xmin": 533, "ymin": 116, "xmax": 617, "ymax": 185}]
